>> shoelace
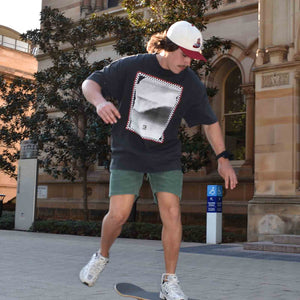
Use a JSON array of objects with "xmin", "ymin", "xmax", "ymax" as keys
[{"xmin": 163, "ymin": 277, "xmax": 184, "ymax": 297}]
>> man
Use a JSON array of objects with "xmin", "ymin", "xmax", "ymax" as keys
[{"xmin": 80, "ymin": 20, "xmax": 238, "ymax": 300}]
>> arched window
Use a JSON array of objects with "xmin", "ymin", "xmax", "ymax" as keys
[
  {"xmin": 224, "ymin": 67, "xmax": 246, "ymax": 160},
  {"xmin": 108, "ymin": 0, "xmax": 119, "ymax": 8}
]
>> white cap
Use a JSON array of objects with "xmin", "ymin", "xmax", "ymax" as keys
[{"xmin": 167, "ymin": 21, "xmax": 206, "ymax": 61}]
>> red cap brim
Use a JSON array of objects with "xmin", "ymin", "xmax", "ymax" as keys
[{"xmin": 179, "ymin": 46, "xmax": 207, "ymax": 62}]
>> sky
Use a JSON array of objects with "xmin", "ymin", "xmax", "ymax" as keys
[{"xmin": 0, "ymin": 0, "xmax": 42, "ymax": 34}]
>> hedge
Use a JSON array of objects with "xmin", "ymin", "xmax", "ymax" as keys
[
  {"xmin": 0, "ymin": 212, "xmax": 246, "ymax": 242},
  {"xmin": 30, "ymin": 219, "xmax": 245, "ymax": 242},
  {"xmin": 0, "ymin": 211, "xmax": 15, "ymax": 230}
]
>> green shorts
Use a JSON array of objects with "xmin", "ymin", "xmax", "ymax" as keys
[{"xmin": 109, "ymin": 169, "xmax": 183, "ymax": 203}]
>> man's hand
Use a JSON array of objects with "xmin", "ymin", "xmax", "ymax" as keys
[
  {"xmin": 81, "ymin": 79, "xmax": 121, "ymax": 124},
  {"xmin": 96, "ymin": 101, "xmax": 121, "ymax": 124},
  {"xmin": 217, "ymin": 158, "xmax": 238, "ymax": 190}
]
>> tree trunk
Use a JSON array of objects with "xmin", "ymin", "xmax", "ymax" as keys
[
  {"xmin": 78, "ymin": 112, "xmax": 89, "ymax": 220},
  {"xmin": 82, "ymin": 166, "xmax": 89, "ymax": 221}
]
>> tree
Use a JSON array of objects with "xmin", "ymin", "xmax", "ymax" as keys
[
  {"xmin": 0, "ymin": 77, "xmax": 37, "ymax": 178},
  {"xmin": 0, "ymin": 7, "xmax": 113, "ymax": 220},
  {"xmin": 0, "ymin": 2, "xmax": 230, "ymax": 219},
  {"xmin": 26, "ymin": 7, "xmax": 116, "ymax": 220}
]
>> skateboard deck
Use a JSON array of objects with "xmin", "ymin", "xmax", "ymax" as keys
[{"xmin": 114, "ymin": 283, "xmax": 161, "ymax": 300}]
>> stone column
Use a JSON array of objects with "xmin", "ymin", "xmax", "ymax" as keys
[
  {"xmin": 248, "ymin": 68, "xmax": 300, "ymax": 241},
  {"xmin": 266, "ymin": 45, "xmax": 289, "ymax": 64},
  {"xmin": 102, "ymin": 0, "xmax": 108, "ymax": 10},
  {"xmin": 81, "ymin": 0, "xmax": 92, "ymax": 16},
  {"xmin": 241, "ymin": 83, "xmax": 255, "ymax": 173},
  {"xmin": 294, "ymin": 69, "xmax": 300, "ymax": 189},
  {"xmin": 95, "ymin": 0, "xmax": 104, "ymax": 10}
]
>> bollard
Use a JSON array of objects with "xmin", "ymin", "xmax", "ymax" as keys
[{"xmin": 206, "ymin": 185, "xmax": 223, "ymax": 244}]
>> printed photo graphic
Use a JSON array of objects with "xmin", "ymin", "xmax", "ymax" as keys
[{"xmin": 126, "ymin": 72, "xmax": 183, "ymax": 143}]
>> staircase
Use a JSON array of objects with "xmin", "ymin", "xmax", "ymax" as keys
[{"xmin": 243, "ymin": 235, "xmax": 300, "ymax": 254}]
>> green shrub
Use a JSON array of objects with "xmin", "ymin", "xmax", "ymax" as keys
[
  {"xmin": 182, "ymin": 225, "xmax": 206, "ymax": 242},
  {"xmin": 30, "ymin": 219, "xmax": 246, "ymax": 243},
  {"xmin": 31, "ymin": 220, "xmax": 102, "ymax": 236},
  {"xmin": 0, "ymin": 215, "xmax": 246, "ymax": 243},
  {"xmin": 120, "ymin": 222, "xmax": 162, "ymax": 240},
  {"xmin": 0, "ymin": 211, "xmax": 15, "ymax": 230},
  {"xmin": 0, "ymin": 209, "xmax": 246, "ymax": 242}
]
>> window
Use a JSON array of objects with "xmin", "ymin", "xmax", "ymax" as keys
[
  {"xmin": 0, "ymin": 35, "xmax": 30, "ymax": 53},
  {"xmin": 224, "ymin": 67, "xmax": 245, "ymax": 160},
  {"xmin": 108, "ymin": 0, "xmax": 119, "ymax": 8}
]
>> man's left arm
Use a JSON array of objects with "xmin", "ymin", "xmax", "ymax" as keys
[{"xmin": 203, "ymin": 122, "xmax": 238, "ymax": 190}]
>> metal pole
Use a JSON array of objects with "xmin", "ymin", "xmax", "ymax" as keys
[{"xmin": 206, "ymin": 185, "xmax": 223, "ymax": 244}]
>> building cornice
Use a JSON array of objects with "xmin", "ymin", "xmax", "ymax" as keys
[
  {"xmin": 252, "ymin": 60, "xmax": 300, "ymax": 73},
  {"xmin": 205, "ymin": 2, "xmax": 258, "ymax": 23},
  {"xmin": 0, "ymin": 66, "xmax": 35, "ymax": 80},
  {"xmin": 250, "ymin": 196, "xmax": 300, "ymax": 204}
]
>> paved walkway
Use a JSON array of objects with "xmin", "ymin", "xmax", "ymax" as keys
[{"xmin": 0, "ymin": 229, "xmax": 299, "ymax": 300}]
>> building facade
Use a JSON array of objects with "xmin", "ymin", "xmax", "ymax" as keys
[
  {"xmin": 248, "ymin": 0, "xmax": 300, "ymax": 241},
  {"xmin": 36, "ymin": 0, "xmax": 300, "ymax": 241},
  {"xmin": 0, "ymin": 25, "xmax": 38, "ymax": 203}
]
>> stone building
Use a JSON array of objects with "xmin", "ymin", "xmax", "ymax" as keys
[
  {"xmin": 36, "ymin": 0, "xmax": 300, "ymax": 241},
  {"xmin": 0, "ymin": 25, "xmax": 38, "ymax": 203}
]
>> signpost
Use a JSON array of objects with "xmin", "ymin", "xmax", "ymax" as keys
[
  {"xmin": 206, "ymin": 185, "xmax": 223, "ymax": 244},
  {"xmin": 15, "ymin": 140, "xmax": 38, "ymax": 231}
]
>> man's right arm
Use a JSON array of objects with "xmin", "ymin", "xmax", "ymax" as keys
[{"xmin": 82, "ymin": 79, "xmax": 121, "ymax": 124}]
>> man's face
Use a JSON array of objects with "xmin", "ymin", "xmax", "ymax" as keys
[{"xmin": 163, "ymin": 48, "xmax": 193, "ymax": 74}]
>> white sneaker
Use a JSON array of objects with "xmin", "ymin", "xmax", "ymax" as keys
[
  {"xmin": 160, "ymin": 273, "xmax": 188, "ymax": 300},
  {"xmin": 79, "ymin": 251, "xmax": 109, "ymax": 287}
]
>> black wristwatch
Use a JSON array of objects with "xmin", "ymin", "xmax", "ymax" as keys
[{"xmin": 216, "ymin": 150, "xmax": 230, "ymax": 160}]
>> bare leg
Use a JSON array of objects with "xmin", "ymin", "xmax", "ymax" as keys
[
  {"xmin": 157, "ymin": 192, "xmax": 182, "ymax": 274},
  {"xmin": 100, "ymin": 194, "xmax": 135, "ymax": 258}
]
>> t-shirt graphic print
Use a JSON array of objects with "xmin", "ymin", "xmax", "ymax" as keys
[{"xmin": 126, "ymin": 72, "xmax": 183, "ymax": 143}]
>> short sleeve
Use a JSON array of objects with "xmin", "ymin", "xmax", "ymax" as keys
[
  {"xmin": 183, "ymin": 80, "xmax": 218, "ymax": 127},
  {"xmin": 87, "ymin": 58, "xmax": 126, "ymax": 101}
]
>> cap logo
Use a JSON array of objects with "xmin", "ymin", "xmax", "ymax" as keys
[{"xmin": 193, "ymin": 38, "xmax": 201, "ymax": 49}]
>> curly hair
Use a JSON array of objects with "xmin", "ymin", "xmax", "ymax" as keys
[{"xmin": 146, "ymin": 31, "xmax": 179, "ymax": 54}]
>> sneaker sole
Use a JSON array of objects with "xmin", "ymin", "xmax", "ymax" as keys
[
  {"xmin": 79, "ymin": 268, "xmax": 94, "ymax": 287},
  {"xmin": 160, "ymin": 291, "xmax": 186, "ymax": 300},
  {"xmin": 159, "ymin": 292, "xmax": 166, "ymax": 299}
]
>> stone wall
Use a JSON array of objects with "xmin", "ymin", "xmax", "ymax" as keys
[{"xmin": 248, "ymin": 0, "xmax": 300, "ymax": 241}]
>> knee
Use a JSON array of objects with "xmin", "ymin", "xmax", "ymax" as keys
[
  {"xmin": 169, "ymin": 207, "xmax": 181, "ymax": 222},
  {"xmin": 162, "ymin": 206, "xmax": 181, "ymax": 224},
  {"xmin": 107, "ymin": 211, "xmax": 129, "ymax": 226}
]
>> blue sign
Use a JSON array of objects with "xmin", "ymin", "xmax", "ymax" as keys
[
  {"xmin": 207, "ymin": 185, "xmax": 223, "ymax": 197},
  {"xmin": 207, "ymin": 185, "xmax": 222, "ymax": 213}
]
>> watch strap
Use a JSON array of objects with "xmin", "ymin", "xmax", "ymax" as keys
[{"xmin": 216, "ymin": 150, "xmax": 229, "ymax": 160}]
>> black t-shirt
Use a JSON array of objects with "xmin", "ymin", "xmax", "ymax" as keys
[{"xmin": 88, "ymin": 53, "xmax": 217, "ymax": 172}]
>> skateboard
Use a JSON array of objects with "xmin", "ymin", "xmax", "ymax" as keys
[{"xmin": 114, "ymin": 283, "xmax": 161, "ymax": 300}]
